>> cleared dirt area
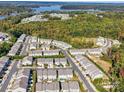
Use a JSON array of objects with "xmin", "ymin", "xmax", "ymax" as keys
[
  {"xmin": 70, "ymin": 37, "xmax": 98, "ymax": 48},
  {"xmin": 71, "ymin": 37, "xmax": 96, "ymax": 44}
]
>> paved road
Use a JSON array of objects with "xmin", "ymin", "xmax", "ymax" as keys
[
  {"xmin": 0, "ymin": 61, "xmax": 18, "ymax": 92},
  {"xmin": 62, "ymin": 50, "xmax": 95, "ymax": 92},
  {"xmin": 103, "ymin": 39, "xmax": 112, "ymax": 49}
]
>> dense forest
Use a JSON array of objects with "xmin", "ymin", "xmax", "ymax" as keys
[
  {"xmin": 61, "ymin": 4, "xmax": 124, "ymax": 12},
  {"xmin": 0, "ymin": 6, "xmax": 32, "ymax": 15},
  {"xmin": 1, "ymin": 12, "xmax": 124, "ymax": 42}
]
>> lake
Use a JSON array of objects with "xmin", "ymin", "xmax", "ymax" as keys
[
  {"xmin": 0, "ymin": 5, "xmax": 102, "ymax": 20},
  {"xmin": 0, "ymin": 16, "xmax": 6, "ymax": 20},
  {"xmin": 0, "ymin": 13, "xmax": 18, "ymax": 20},
  {"xmin": 32, "ymin": 5, "xmax": 102, "ymax": 13},
  {"xmin": 32, "ymin": 5, "xmax": 61, "ymax": 12}
]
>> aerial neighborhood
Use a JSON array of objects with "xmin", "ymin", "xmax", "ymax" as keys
[
  {"xmin": 0, "ymin": 33, "xmax": 120, "ymax": 92},
  {"xmin": 0, "ymin": 1, "xmax": 124, "ymax": 92}
]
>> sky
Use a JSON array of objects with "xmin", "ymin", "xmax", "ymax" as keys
[{"xmin": 0, "ymin": 0, "xmax": 124, "ymax": 3}]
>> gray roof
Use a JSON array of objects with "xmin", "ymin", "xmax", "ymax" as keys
[
  {"xmin": 12, "ymin": 77, "xmax": 29, "ymax": 91},
  {"xmin": 43, "ymin": 49, "xmax": 60, "ymax": 54},
  {"xmin": 31, "ymin": 36, "xmax": 37, "ymax": 43},
  {"xmin": 69, "ymin": 49, "xmax": 87, "ymax": 55},
  {"xmin": 59, "ymin": 58, "xmax": 67, "ymax": 62},
  {"xmin": 16, "ymin": 34, "xmax": 26, "ymax": 43},
  {"xmin": 37, "ymin": 58, "xmax": 44, "ymax": 63},
  {"xmin": 37, "ymin": 69, "xmax": 43, "ymax": 77},
  {"xmin": 75, "ymin": 55, "xmax": 104, "ymax": 79},
  {"xmin": 79, "ymin": 59, "xmax": 93, "ymax": 69},
  {"xmin": 61, "ymin": 82, "xmax": 69, "ymax": 91},
  {"xmin": 0, "ymin": 67, "xmax": 3, "ymax": 73},
  {"xmin": 37, "ymin": 69, "xmax": 57, "ymax": 79},
  {"xmin": 54, "ymin": 58, "xmax": 60, "ymax": 63},
  {"xmin": 37, "ymin": 58, "xmax": 53, "ymax": 64},
  {"xmin": 51, "ymin": 40, "xmax": 72, "ymax": 49},
  {"xmin": 20, "ymin": 44, "xmax": 29, "ymax": 56},
  {"xmin": 41, "ymin": 44, "xmax": 50, "ymax": 48},
  {"xmin": 66, "ymin": 69, "xmax": 73, "ymax": 75},
  {"xmin": 68, "ymin": 81, "xmax": 80, "ymax": 91},
  {"xmin": 55, "ymin": 58, "xmax": 67, "ymax": 63},
  {"xmin": 42, "ymin": 83, "xmax": 46, "ymax": 91},
  {"xmin": 8, "ymin": 42, "xmax": 22, "ymax": 56},
  {"xmin": 30, "ymin": 50, "xmax": 60, "ymax": 56},
  {"xmin": 75, "ymin": 55, "xmax": 85, "ymax": 61},
  {"xmin": 23, "ymin": 56, "xmax": 33, "ymax": 62},
  {"xmin": 31, "ymin": 50, "xmax": 42, "ymax": 53},
  {"xmin": 36, "ymin": 82, "xmax": 44, "ymax": 92},
  {"xmin": 58, "ymin": 68, "xmax": 73, "ymax": 76},
  {"xmin": 17, "ymin": 69, "xmax": 30, "ymax": 77},
  {"xmin": 24, "ymin": 36, "xmax": 31, "ymax": 44},
  {"xmin": 54, "ymin": 58, "xmax": 67, "ymax": 65},
  {"xmin": 44, "ymin": 58, "xmax": 53, "ymax": 63},
  {"xmin": 30, "ymin": 50, "xmax": 43, "ymax": 55},
  {"xmin": 0, "ymin": 56, "xmax": 9, "ymax": 67},
  {"xmin": 45, "ymin": 81, "xmax": 59, "ymax": 92},
  {"xmin": 30, "ymin": 42, "xmax": 37, "ymax": 48},
  {"xmin": 42, "ymin": 69, "xmax": 48, "ymax": 76},
  {"xmin": 47, "ymin": 69, "xmax": 56, "ymax": 76},
  {"xmin": 0, "ymin": 61, "xmax": 6, "ymax": 68}
]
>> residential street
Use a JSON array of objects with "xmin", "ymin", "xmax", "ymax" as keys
[{"xmin": 62, "ymin": 50, "xmax": 96, "ymax": 92}]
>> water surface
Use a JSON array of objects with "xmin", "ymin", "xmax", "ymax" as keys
[
  {"xmin": 32, "ymin": 5, "xmax": 102, "ymax": 13},
  {"xmin": 0, "ymin": 16, "xmax": 6, "ymax": 20}
]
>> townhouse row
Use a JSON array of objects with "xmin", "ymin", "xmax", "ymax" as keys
[
  {"xmin": 37, "ymin": 68, "xmax": 73, "ymax": 81},
  {"xmin": 36, "ymin": 81, "xmax": 80, "ymax": 92},
  {"xmin": 21, "ymin": 56, "xmax": 69, "ymax": 68},
  {"xmin": 74, "ymin": 55, "xmax": 104, "ymax": 80},
  {"xmin": 8, "ymin": 34, "xmax": 72, "ymax": 57}
]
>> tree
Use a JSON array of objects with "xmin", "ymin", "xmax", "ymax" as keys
[
  {"xmin": 115, "ymin": 78, "xmax": 124, "ymax": 92},
  {"xmin": 0, "ymin": 42, "xmax": 11, "ymax": 57},
  {"xmin": 9, "ymin": 29, "xmax": 23, "ymax": 38}
]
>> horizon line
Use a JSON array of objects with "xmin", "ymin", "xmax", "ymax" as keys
[{"xmin": 0, "ymin": 0, "xmax": 124, "ymax": 3}]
